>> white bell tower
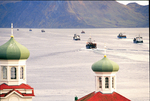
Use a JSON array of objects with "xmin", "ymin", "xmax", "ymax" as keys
[
  {"xmin": 0, "ymin": 23, "xmax": 30, "ymax": 85},
  {"xmin": 0, "ymin": 23, "xmax": 34, "ymax": 101},
  {"xmin": 94, "ymin": 71, "xmax": 117, "ymax": 93},
  {"xmin": 0, "ymin": 60, "xmax": 27, "ymax": 85},
  {"xmin": 91, "ymin": 45, "xmax": 119, "ymax": 94}
]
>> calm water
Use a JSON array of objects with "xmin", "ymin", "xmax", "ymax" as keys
[{"xmin": 0, "ymin": 28, "xmax": 149, "ymax": 101}]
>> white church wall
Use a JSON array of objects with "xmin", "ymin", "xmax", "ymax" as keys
[{"xmin": 1, "ymin": 93, "xmax": 32, "ymax": 101}]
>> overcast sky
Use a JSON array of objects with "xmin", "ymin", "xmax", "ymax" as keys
[{"xmin": 116, "ymin": 0, "xmax": 149, "ymax": 5}]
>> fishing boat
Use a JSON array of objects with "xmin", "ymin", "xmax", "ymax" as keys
[
  {"xmin": 29, "ymin": 29, "xmax": 32, "ymax": 31},
  {"xmin": 73, "ymin": 34, "xmax": 80, "ymax": 40},
  {"xmin": 86, "ymin": 37, "xmax": 97, "ymax": 49},
  {"xmin": 81, "ymin": 30, "xmax": 85, "ymax": 34},
  {"xmin": 117, "ymin": 33, "xmax": 126, "ymax": 38},
  {"xmin": 41, "ymin": 29, "xmax": 45, "ymax": 32},
  {"xmin": 133, "ymin": 35, "xmax": 143, "ymax": 43}
]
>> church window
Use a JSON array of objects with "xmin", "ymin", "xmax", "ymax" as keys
[
  {"xmin": 112, "ymin": 77, "xmax": 114, "ymax": 88},
  {"xmin": 20, "ymin": 67, "xmax": 23, "ymax": 79},
  {"xmin": 99, "ymin": 77, "xmax": 102, "ymax": 88},
  {"xmin": 11, "ymin": 67, "xmax": 16, "ymax": 79},
  {"xmin": 105, "ymin": 77, "xmax": 109, "ymax": 88},
  {"xmin": 3, "ymin": 66, "xmax": 7, "ymax": 79}
]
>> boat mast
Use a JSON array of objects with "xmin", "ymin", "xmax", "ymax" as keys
[{"xmin": 88, "ymin": 34, "xmax": 92, "ymax": 42}]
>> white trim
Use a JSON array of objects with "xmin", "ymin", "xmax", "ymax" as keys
[
  {"xmin": 2, "ymin": 90, "xmax": 23, "ymax": 98},
  {"xmin": 0, "ymin": 90, "xmax": 34, "ymax": 99},
  {"xmin": 0, "ymin": 60, "xmax": 27, "ymax": 65}
]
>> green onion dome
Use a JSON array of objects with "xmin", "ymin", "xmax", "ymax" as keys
[
  {"xmin": 0, "ymin": 35, "xmax": 30, "ymax": 60},
  {"xmin": 92, "ymin": 55, "xmax": 119, "ymax": 72}
]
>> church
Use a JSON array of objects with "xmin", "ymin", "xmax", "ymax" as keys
[
  {"xmin": 75, "ymin": 54, "xmax": 131, "ymax": 101},
  {"xmin": 0, "ymin": 23, "xmax": 34, "ymax": 101}
]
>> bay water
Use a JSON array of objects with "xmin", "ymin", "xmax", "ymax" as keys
[{"xmin": 0, "ymin": 28, "xmax": 149, "ymax": 101}]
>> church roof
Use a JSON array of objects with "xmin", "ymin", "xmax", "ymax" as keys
[
  {"xmin": 77, "ymin": 91, "xmax": 130, "ymax": 101},
  {"xmin": 0, "ymin": 35, "xmax": 30, "ymax": 60},
  {"xmin": 0, "ymin": 83, "xmax": 34, "ymax": 98},
  {"xmin": 0, "ymin": 83, "xmax": 33, "ymax": 90},
  {"xmin": 92, "ymin": 55, "xmax": 119, "ymax": 72},
  {"xmin": 0, "ymin": 89, "xmax": 34, "ymax": 97}
]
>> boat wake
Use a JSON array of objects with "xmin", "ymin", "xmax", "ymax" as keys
[
  {"xmin": 107, "ymin": 48, "xmax": 149, "ymax": 52},
  {"xmin": 79, "ymin": 48, "xmax": 101, "ymax": 51},
  {"xmin": 79, "ymin": 48, "xmax": 105, "ymax": 55}
]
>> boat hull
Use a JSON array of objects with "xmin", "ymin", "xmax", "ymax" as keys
[
  {"xmin": 86, "ymin": 43, "xmax": 97, "ymax": 49},
  {"xmin": 117, "ymin": 36, "xmax": 126, "ymax": 38},
  {"xmin": 73, "ymin": 38, "xmax": 80, "ymax": 40},
  {"xmin": 133, "ymin": 40, "xmax": 143, "ymax": 43}
]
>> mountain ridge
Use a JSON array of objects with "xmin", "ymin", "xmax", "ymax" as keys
[{"xmin": 0, "ymin": 1, "xmax": 149, "ymax": 28}]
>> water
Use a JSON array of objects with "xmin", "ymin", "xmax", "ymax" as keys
[{"xmin": 0, "ymin": 28, "xmax": 149, "ymax": 101}]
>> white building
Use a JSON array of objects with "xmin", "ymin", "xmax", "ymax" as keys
[
  {"xmin": 76, "ymin": 55, "xmax": 130, "ymax": 101},
  {"xmin": 0, "ymin": 23, "xmax": 34, "ymax": 101}
]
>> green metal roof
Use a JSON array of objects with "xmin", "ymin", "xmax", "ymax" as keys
[
  {"xmin": 92, "ymin": 56, "xmax": 119, "ymax": 72},
  {"xmin": 0, "ymin": 36, "xmax": 30, "ymax": 60}
]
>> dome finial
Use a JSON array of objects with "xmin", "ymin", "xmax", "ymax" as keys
[
  {"xmin": 10, "ymin": 23, "xmax": 14, "ymax": 38},
  {"xmin": 104, "ymin": 43, "xmax": 106, "ymax": 57}
]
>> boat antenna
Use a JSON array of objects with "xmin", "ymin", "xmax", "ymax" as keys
[
  {"xmin": 104, "ymin": 43, "xmax": 106, "ymax": 57},
  {"xmin": 89, "ymin": 34, "xmax": 92, "ymax": 42},
  {"xmin": 11, "ymin": 23, "xmax": 14, "ymax": 37}
]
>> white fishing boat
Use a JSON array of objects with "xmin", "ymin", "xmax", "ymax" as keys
[
  {"xmin": 133, "ymin": 35, "xmax": 143, "ymax": 43},
  {"xmin": 73, "ymin": 34, "xmax": 80, "ymax": 40}
]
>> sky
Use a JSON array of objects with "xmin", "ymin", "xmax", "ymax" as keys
[{"xmin": 116, "ymin": 0, "xmax": 149, "ymax": 5}]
